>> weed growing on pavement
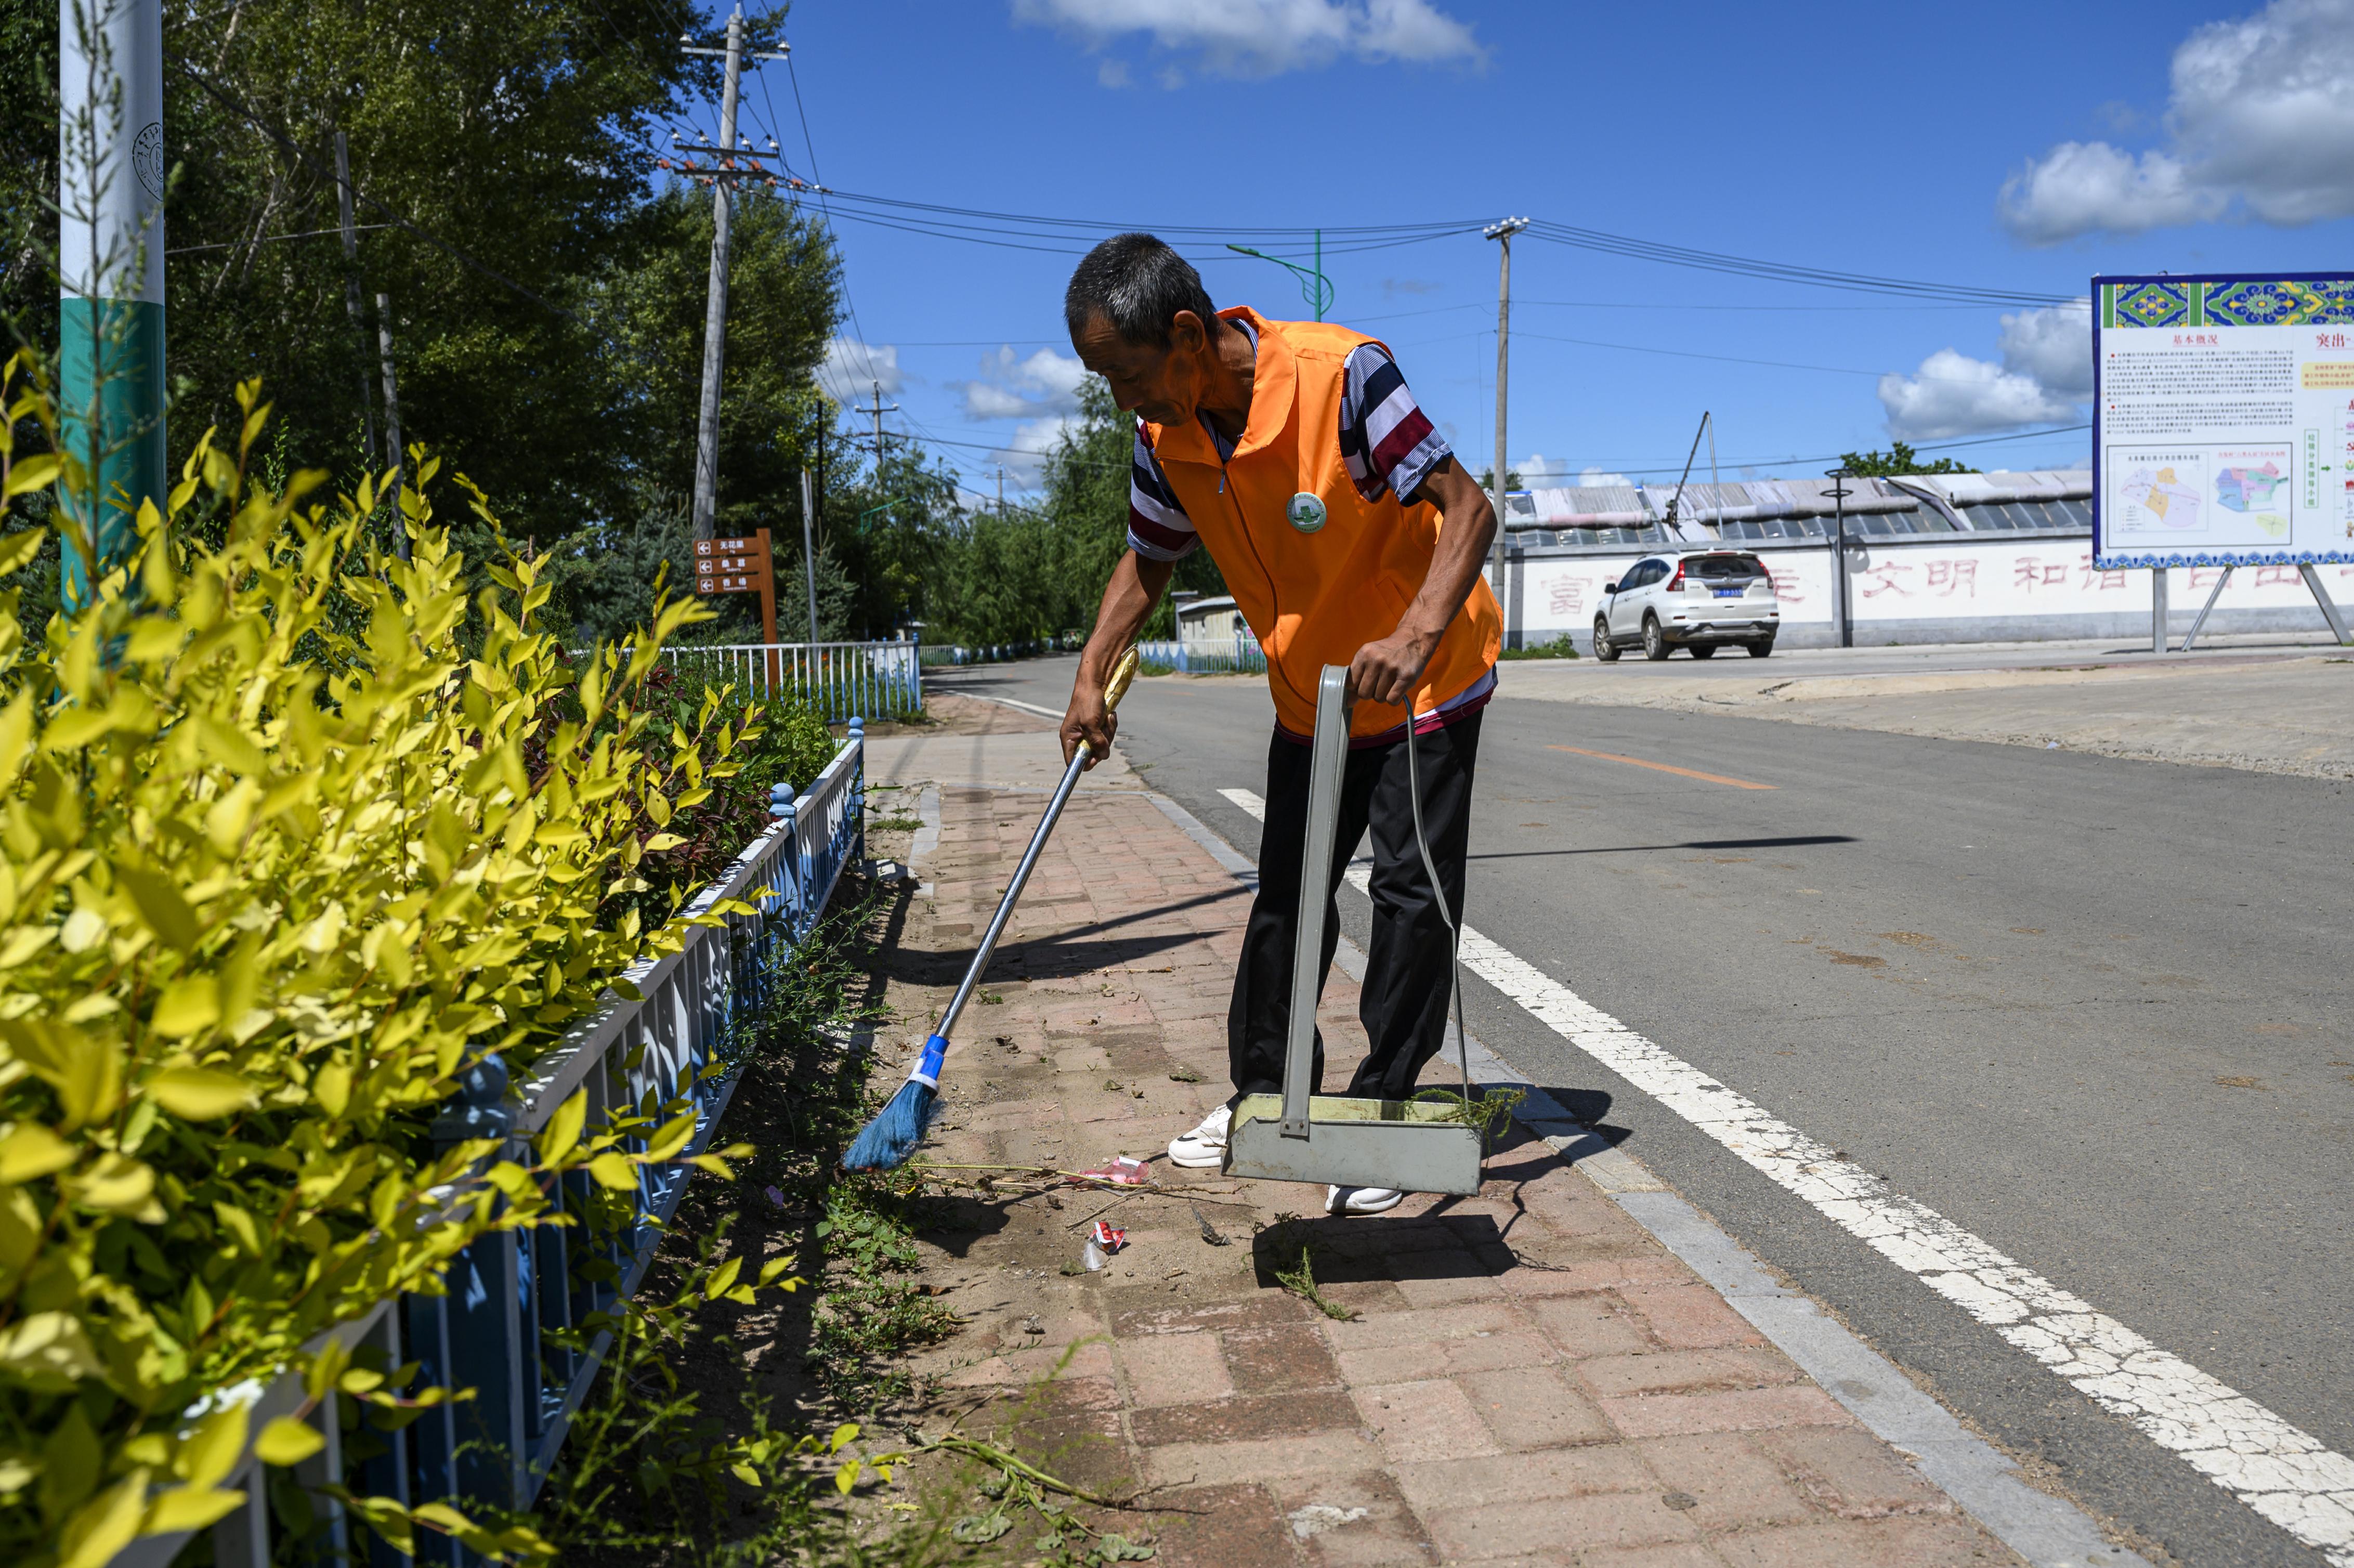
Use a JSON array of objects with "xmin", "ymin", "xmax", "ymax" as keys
[
  {"xmin": 1271, "ymin": 1243, "xmax": 1359, "ymax": 1322},
  {"xmin": 810, "ymin": 1174, "xmax": 962, "ymax": 1410}
]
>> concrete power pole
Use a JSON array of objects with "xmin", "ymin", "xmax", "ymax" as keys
[
  {"xmin": 375, "ymin": 292, "xmax": 409, "ymax": 559},
  {"xmin": 58, "ymin": 0, "xmax": 165, "ymax": 611},
  {"xmin": 686, "ymin": 7, "xmax": 745, "ymax": 543},
  {"xmin": 1484, "ymin": 216, "xmax": 1528, "ymax": 649},
  {"xmin": 679, "ymin": 11, "xmax": 787, "ymax": 542},
  {"xmin": 332, "ymin": 131, "xmax": 377, "ymax": 470},
  {"xmin": 858, "ymin": 382, "xmax": 899, "ymax": 466}
]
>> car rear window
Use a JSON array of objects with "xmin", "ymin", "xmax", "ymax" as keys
[{"xmin": 1689, "ymin": 554, "xmax": 1766, "ymax": 579}]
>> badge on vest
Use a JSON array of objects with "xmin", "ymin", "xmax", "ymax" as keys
[{"xmin": 1286, "ymin": 491, "xmax": 1327, "ymax": 533}]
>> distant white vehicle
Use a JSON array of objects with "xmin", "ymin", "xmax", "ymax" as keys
[{"xmin": 1592, "ymin": 550, "xmax": 1780, "ymax": 661}]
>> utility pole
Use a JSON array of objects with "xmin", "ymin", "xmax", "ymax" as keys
[
  {"xmin": 996, "ymin": 467, "xmax": 1004, "ymax": 519},
  {"xmin": 799, "ymin": 467, "xmax": 820, "ymax": 645},
  {"xmin": 1484, "ymin": 216, "xmax": 1528, "ymax": 649},
  {"xmin": 375, "ymin": 292, "xmax": 409, "ymax": 559},
  {"xmin": 332, "ymin": 130, "xmax": 376, "ymax": 470},
  {"xmin": 681, "ymin": 7, "xmax": 787, "ymax": 541},
  {"xmin": 858, "ymin": 382, "xmax": 899, "ymax": 465},
  {"xmin": 58, "ymin": 0, "xmax": 165, "ymax": 612}
]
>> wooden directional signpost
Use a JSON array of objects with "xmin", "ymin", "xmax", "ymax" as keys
[{"xmin": 694, "ymin": 527, "xmax": 779, "ymax": 643}]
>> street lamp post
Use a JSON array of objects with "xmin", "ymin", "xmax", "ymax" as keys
[{"xmin": 1824, "ymin": 467, "xmax": 1854, "ymax": 649}]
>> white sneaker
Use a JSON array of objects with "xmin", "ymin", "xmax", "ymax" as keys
[
  {"xmin": 1168, "ymin": 1105, "xmax": 1233, "ymax": 1168},
  {"xmin": 1328, "ymin": 1185, "xmax": 1404, "ymax": 1215}
]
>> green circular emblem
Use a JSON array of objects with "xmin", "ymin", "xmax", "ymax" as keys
[{"xmin": 1287, "ymin": 491, "xmax": 1327, "ymax": 533}]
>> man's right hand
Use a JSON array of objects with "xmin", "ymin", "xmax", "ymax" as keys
[{"xmin": 1062, "ymin": 678, "xmax": 1115, "ymax": 769}]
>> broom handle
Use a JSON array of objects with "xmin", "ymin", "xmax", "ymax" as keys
[{"xmin": 935, "ymin": 648, "xmax": 1140, "ymax": 1040}]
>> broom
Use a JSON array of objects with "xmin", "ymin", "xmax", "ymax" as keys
[{"xmin": 842, "ymin": 647, "xmax": 1143, "ymax": 1171}]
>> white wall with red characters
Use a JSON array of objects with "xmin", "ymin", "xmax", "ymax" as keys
[{"xmin": 1507, "ymin": 537, "xmax": 2354, "ymax": 649}]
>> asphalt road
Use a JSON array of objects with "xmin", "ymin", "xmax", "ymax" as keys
[{"xmin": 933, "ymin": 652, "xmax": 2354, "ymax": 1568}]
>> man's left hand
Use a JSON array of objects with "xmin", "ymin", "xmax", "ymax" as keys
[{"xmin": 1349, "ymin": 626, "xmax": 1441, "ymax": 710}]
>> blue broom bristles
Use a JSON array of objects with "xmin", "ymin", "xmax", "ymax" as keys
[{"xmin": 841, "ymin": 1033, "xmax": 947, "ymax": 1171}]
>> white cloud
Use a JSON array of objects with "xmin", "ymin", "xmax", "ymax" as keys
[
  {"xmin": 1517, "ymin": 455, "xmax": 1634, "ymax": 487},
  {"xmin": 1877, "ymin": 349, "xmax": 2081, "ymax": 441},
  {"xmin": 1996, "ymin": 298, "xmax": 2095, "ymax": 399},
  {"xmin": 1999, "ymin": 0, "xmax": 2354, "ymax": 242},
  {"xmin": 817, "ymin": 338, "xmax": 903, "ymax": 408},
  {"xmin": 991, "ymin": 415, "xmax": 1086, "ymax": 486},
  {"xmin": 1012, "ymin": 0, "xmax": 1483, "ymax": 78},
  {"xmin": 958, "ymin": 346, "xmax": 1091, "ymax": 422},
  {"xmin": 1877, "ymin": 297, "xmax": 2095, "ymax": 440}
]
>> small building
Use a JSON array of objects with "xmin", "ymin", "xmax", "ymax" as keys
[{"xmin": 1176, "ymin": 595, "xmax": 1246, "ymax": 644}]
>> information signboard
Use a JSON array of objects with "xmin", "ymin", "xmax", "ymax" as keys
[
  {"xmin": 2094, "ymin": 273, "xmax": 2354, "ymax": 568},
  {"xmin": 691, "ymin": 529, "xmax": 777, "ymax": 644}
]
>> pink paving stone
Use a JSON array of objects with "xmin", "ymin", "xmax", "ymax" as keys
[
  {"xmin": 1264, "ymin": 1469, "xmax": 1437, "ymax": 1568},
  {"xmin": 1574, "ymin": 1547, "xmax": 1730, "ymax": 1568},
  {"xmin": 1142, "ymin": 1428, "xmax": 1388, "ymax": 1487},
  {"xmin": 1393, "ymin": 1444, "xmax": 1654, "ymax": 1514},
  {"xmin": 1335, "ymin": 1329, "xmax": 1556, "ymax": 1386},
  {"xmin": 1708, "ymin": 1517, "xmax": 2004, "ymax": 1568},
  {"xmin": 1528, "ymin": 1295, "xmax": 1655, "ymax": 1360},
  {"xmin": 1576, "ymin": 1349, "xmax": 1800, "ymax": 1400},
  {"xmin": 1635, "ymin": 1433, "xmax": 1814, "ymax": 1530},
  {"xmin": 1598, "ymin": 1384, "xmax": 1854, "ymax": 1440},
  {"xmin": 1323, "ymin": 1301, "xmax": 1531, "ymax": 1352},
  {"xmin": 1118, "ymin": 1328, "xmax": 1235, "ymax": 1407},
  {"xmin": 1426, "ymin": 1489, "xmax": 1703, "ymax": 1563},
  {"xmin": 1459, "ymin": 1365, "xmax": 1613, "ymax": 1449},
  {"xmin": 1618, "ymin": 1284, "xmax": 1769, "ymax": 1350},
  {"xmin": 1498, "ymin": 1254, "xmax": 1690, "ymax": 1299},
  {"xmin": 1355, "ymin": 1378, "xmax": 1502, "ymax": 1464},
  {"xmin": 1746, "ymin": 1427, "xmax": 1955, "ymax": 1520}
]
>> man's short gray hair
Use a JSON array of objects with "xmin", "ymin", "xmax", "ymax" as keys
[{"xmin": 1065, "ymin": 233, "xmax": 1224, "ymax": 349}]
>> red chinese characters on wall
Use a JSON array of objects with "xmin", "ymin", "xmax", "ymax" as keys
[
  {"xmin": 1924, "ymin": 559, "xmax": 1978, "ymax": 597},
  {"xmin": 2075, "ymin": 554, "xmax": 2128, "ymax": 591},
  {"xmin": 1858, "ymin": 563, "xmax": 1915, "ymax": 598},
  {"xmin": 2014, "ymin": 557, "xmax": 2072, "ymax": 592},
  {"xmin": 1548, "ymin": 578, "xmax": 1589, "ymax": 617}
]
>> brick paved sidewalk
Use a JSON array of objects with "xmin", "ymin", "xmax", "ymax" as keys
[{"xmin": 874, "ymin": 770, "xmax": 2022, "ymax": 1568}]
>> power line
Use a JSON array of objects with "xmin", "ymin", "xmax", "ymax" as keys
[
  {"xmin": 1531, "ymin": 423, "xmax": 2091, "ymax": 479},
  {"xmin": 1521, "ymin": 220, "xmax": 2072, "ymax": 308}
]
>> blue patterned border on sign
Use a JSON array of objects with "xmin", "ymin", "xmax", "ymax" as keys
[
  {"xmin": 2093, "ymin": 549, "xmax": 2338, "ymax": 569},
  {"xmin": 2203, "ymin": 278, "xmax": 2354, "ymax": 326},
  {"xmin": 2108, "ymin": 281, "xmax": 2191, "ymax": 328}
]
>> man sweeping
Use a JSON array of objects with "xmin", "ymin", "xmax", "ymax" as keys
[{"xmin": 1058, "ymin": 233, "xmax": 1501, "ymax": 1217}]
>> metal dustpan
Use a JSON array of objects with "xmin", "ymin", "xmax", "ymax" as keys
[{"xmin": 1223, "ymin": 665, "xmax": 1486, "ymax": 1197}]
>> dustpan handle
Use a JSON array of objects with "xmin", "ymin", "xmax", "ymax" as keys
[{"xmin": 1280, "ymin": 665, "xmax": 1353, "ymax": 1139}]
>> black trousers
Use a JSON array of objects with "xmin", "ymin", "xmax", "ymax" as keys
[{"xmin": 1228, "ymin": 710, "xmax": 1482, "ymax": 1101}]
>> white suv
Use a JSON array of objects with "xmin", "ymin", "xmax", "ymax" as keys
[{"xmin": 1593, "ymin": 551, "xmax": 1780, "ymax": 661}]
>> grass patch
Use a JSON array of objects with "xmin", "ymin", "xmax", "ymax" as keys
[{"xmin": 1270, "ymin": 1243, "xmax": 1358, "ymax": 1323}]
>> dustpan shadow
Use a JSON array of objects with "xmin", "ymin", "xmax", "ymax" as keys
[{"xmin": 1248, "ymin": 1210, "xmax": 1515, "ymax": 1289}]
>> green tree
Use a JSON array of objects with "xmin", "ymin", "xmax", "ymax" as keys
[{"xmin": 1838, "ymin": 441, "xmax": 1978, "ymax": 477}]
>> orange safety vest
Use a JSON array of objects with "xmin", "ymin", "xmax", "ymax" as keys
[{"xmin": 1143, "ymin": 308, "xmax": 1501, "ymax": 740}]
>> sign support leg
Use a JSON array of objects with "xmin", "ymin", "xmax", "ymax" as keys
[
  {"xmin": 756, "ymin": 526, "xmax": 779, "ymax": 690},
  {"xmin": 2178, "ymin": 566, "xmax": 2232, "ymax": 652},
  {"xmin": 2298, "ymin": 564, "xmax": 2353, "ymax": 646},
  {"xmin": 2151, "ymin": 567, "xmax": 2169, "ymax": 653}
]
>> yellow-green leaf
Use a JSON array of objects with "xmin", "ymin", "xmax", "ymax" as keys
[
  {"xmin": 146, "ymin": 1068, "xmax": 256, "ymax": 1121},
  {"xmin": 0, "ymin": 1123, "xmax": 76, "ymax": 1183},
  {"xmin": 114, "ymin": 865, "xmax": 201, "ymax": 951},
  {"xmin": 0, "ymin": 1310, "xmax": 104, "ymax": 1389},
  {"xmin": 142, "ymin": 1484, "xmax": 247, "ymax": 1535},
  {"xmin": 535, "ymin": 1089, "xmax": 587, "ymax": 1163},
  {"xmin": 3, "ymin": 454, "xmax": 58, "ymax": 499},
  {"xmin": 177, "ymin": 1403, "xmax": 250, "ymax": 1489},
  {"xmin": 586, "ymin": 1152, "xmax": 637, "ymax": 1191},
  {"xmin": 253, "ymin": 1417, "xmax": 324, "ymax": 1467},
  {"xmin": 149, "ymin": 976, "xmax": 222, "ymax": 1038},
  {"xmin": 0, "ymin": 525, "xmax": 45, "ymax": 574}
]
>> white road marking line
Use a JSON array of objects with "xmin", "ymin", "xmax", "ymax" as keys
[{"xmin": 1214, "ymin": 783, "xmax": 2354, "ymax": 1564}]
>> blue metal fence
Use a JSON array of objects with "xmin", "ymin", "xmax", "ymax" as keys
[
  {"xmin": 121, "ymin": 728, "xmax": 870, "ymax": 1568},
  {"xmin": 1135, "ymin": 635, "xmax": 1267, "ymax": 674},
  {"xmin": 663, "ymin": 641, "xmax": 922, "ymax": 722}
]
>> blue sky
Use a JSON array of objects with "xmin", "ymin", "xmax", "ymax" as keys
[{"xmin": 683, "ymin": 0, "xmax": 2354, "ymax": 505}]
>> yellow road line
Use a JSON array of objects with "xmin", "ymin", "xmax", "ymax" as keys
[{"xmin": 1546, "ymin": 745, "xmax": 1776, "ymax": 790}]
